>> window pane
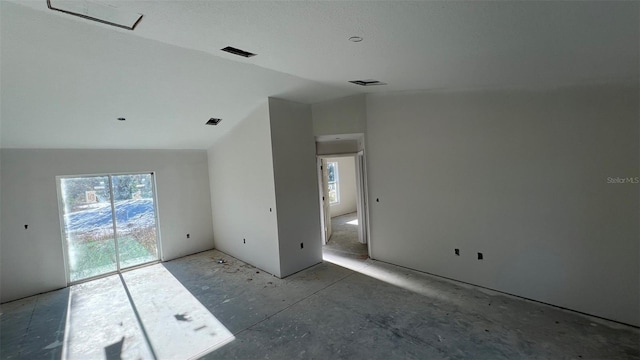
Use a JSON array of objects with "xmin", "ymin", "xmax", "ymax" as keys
[
  {"xmin": 60, "ymin": 176, "xmax": 117, "ymax": 282},
  {"xmin": 112, "ymin": 174, "xmax": 159, "ymax": 269},
  {"xmin": 327, "ymin": 161, "xmax": 340, "ymax": 204},
  {"xmin": 328, "ymin": 163, "xmax": 336, "ymax": 182}
]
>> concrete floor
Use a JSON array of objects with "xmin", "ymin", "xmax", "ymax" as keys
[
  {"xmin": 323, "ymin": 212, "xmax": 368, "ymax": 260},
  {"xmin": 1, "ymin": 236, "xmax": 639, "ymax": 359}
]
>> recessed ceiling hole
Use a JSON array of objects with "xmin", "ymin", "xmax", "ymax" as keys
[
  {"xmin": 349, "ymin": 80, "xmax": 387, "ymax": 86},
  {"xmin": 221, "ymin": 46, "xmax": 256, "ymax": 58},
  {"xmin": 206, "ymin": 118, "xmax": 222, "ymax": 125}
]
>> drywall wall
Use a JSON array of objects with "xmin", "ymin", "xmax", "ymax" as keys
[
  {"xmin": 269, "ymin": 98, "xmax": 323, "ymax": 277},
  {"xmin": 0, "ymin": 149, "xmax": 213, "ymax": 303},
  {"xmin": 365, "ymin": 83, "xmax": 639, "ymax": 326},
  {"xmin": 312, "ymin": 94, "xmax": 366, "ymax": 136},
  {"xmin": 327, "ymin": 156, "xmax": 357, "ymax": 217},
  {"xmin": 207, "ymin": 103, "xmax": 281, "ymax": 277},
  {"xmin": 316, "ymin": 139, "xmax": 360, "ymax": 156}
]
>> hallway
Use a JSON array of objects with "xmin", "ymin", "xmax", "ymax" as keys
[{"xmin": 323, "ymin": 212, "xmax": 368, "ymax": 259}]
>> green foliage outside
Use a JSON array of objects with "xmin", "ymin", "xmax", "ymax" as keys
[{"xmin": 70, "ymin": 234, "xmax": 156, "ymax": 282}]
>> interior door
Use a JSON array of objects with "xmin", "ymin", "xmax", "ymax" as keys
[{"xmin": 322, "ymin": 159, "xmax": 332, "ymax": 242}]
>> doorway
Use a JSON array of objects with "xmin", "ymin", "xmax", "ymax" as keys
[
  {"xmin": 318, "ymin": 154, "xmax": 369, "ymax": 259},
  {"xmin": 57, "ymin": 172, "xmax": 160, "ymax": 283}
]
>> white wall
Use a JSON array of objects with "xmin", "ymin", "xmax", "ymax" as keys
[
  {"xmin": 312, "ymin": 94, "xmax": 366, "ymax": 136},
  {"xmin": 365, "ymin": 83, "xmax": 639, "ymax": 326},
  {"xmin": 316, "ymin": 140, "xmax": 360, "ymax": 156},
  {"xmin": 0, "ymin": 149, "xmax": 213, "ymax": 302},
  {"xmin": 327, "ymin": 156, "xmax": 357, "ymax": 217},
  {"xmin": 269, "ymin": 98, "xmax": 323, "ymax": 277},
  {"xmin": 207, "ymin": 103, "xmax": 281, "ymax": 277}
]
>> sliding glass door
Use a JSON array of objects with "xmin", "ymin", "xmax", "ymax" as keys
[{"xmin": 58, "ymin": 173, "xmax": 160, "ymax": 283}]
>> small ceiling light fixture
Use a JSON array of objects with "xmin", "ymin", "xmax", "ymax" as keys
[
  {"xmin": 349, "ymin": 36, "xmax": 363, "ymax": 43},
  {"xmin": 349, "ymin": 79, "xmax": 387, "ymax": 86},
  {"xmin": 47, "ymin": 0, "xmax": 143, "ymax": 30},
  {"xmin": 206, "ymin": 118, "xmax": 222, "ymax": 125},
  {"xmin": 117, "ymin": 117, "xmax": 126, "ymax": 121}
]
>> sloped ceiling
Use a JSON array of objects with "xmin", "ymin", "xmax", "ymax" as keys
[{"xmin": 1, "ymin": 1, "xmax": 638, "ymax": 149}]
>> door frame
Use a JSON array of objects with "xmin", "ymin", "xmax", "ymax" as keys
[
  {"xmin": 316, "ymin": 158, "xmax": 330, "ymax": 244},
  {"xmin": 56, "ymin": 171, "xmax": 162, "ymax": 285},
  {"xmin": 316, "ymin": 152, "xmax": 371, "ymax": 256}
]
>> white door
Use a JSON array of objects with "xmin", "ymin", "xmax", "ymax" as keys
[
  {"xmin": 322, "ymin": 158, "xmax": 332, "ymax": 242},
  {"xmin": 355, "ymin": 154, "xmax": 367, "ymax": 244}
]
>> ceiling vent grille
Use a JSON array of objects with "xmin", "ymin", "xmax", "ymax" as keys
[
  {"xmin": 221, "ymin": 46, "xmax": 256, "ymax": 58},
  {"xmin": 349, "ymin": 80, "xmax": 387, "ymax": 86},
  {"xmin": 206, "ymin": 118, "xmax": 222, "ymax": 125}
]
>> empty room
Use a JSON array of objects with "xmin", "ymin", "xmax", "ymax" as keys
[{"xmin": 1, "ymin": 1, "xmax": 638, "ymax": 359}]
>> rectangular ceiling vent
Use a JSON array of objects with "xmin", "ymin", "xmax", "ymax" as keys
[
  {"xmin": 221, "ymin": 46, "xmax": 256, "ymax": 58},
  {"xmin": 206, "ymin": 118, "xmax": 222, "ymax": 126},
  {"xmin": 47, "ymin": 0, "xmax": 143, "ymax": 30},
  {"xmin": 349, "ymin": 80, "xmax": 387, "ymax": 86}
]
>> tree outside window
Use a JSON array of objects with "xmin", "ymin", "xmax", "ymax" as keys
[{"xmin": 327, "ymin": 162, "xmax": 339, "ymax": 204}]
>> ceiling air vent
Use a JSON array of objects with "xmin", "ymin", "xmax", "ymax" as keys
[
  {"xmin": 221, "ymin": 46, "xmax": 256, "ymax": 58},
  {"xmin": 206, "ymin": 118, "xmax": 222, "ymax": 126},
  {"xmin": 349, "ymin": 80, "xmax": 387, "ymax": 86}
]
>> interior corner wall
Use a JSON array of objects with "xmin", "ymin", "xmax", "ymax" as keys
[
  {"xmin": 0, "ymin": 149, "xmax": 213, "ymax": 303},
  {"xmin": 207, "ymin": 103, "xmax": 281, "ymax": 277},
  {"xmin": 327, "ymin": 156, "xmax": 357, "ymax": 217},
  {"xmin": 365, "ymin": 83, "xmax": 640, "ymax": 326},
  {"xmin": 268, "ymin": 98, "xmax": 323, "ymax": 277},
  {"xmin": 312, "ymin": 94, "xmax": 366, "ymax": 136}
]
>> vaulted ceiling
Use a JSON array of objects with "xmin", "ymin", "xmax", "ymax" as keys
[{"xmin": 2, "ymin": 1, "xmax": 638, "ymax": 149}]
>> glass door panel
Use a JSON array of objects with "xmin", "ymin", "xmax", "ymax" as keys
[
  {"xmin": 60, "ymin": 176, "xmax": 117, "ymax": 282},
  {"xmin": 112, "ymin": 174, "xmax": 159, "ymax": 269}
]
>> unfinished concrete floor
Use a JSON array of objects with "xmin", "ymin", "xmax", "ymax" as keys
[
  {"xmin": 1, "ymin": 247, "xmax": 639, "ymax": 359},
  {"xmin": 323, "ymin": 212, "xmax": 368, "ymax": 260}
]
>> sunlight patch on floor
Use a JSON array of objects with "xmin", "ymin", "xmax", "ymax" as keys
[
  {"xmin": 122, "ymin": 264, "xmax": 235, "ymax": 359},
  {"xmin": 62, "ymin": 265, "xmax": 234, "ymax": 359},
  {"xmin": 323, "ymin": 251, "xmax": 456, "ymax": 305},
  {"xmin": 346, "ymin": 219, "xmax": 358, "ymax": 226},
  {"xmin": 62, "ymin": 275, "xmax": 153, "ymax": 359}
]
